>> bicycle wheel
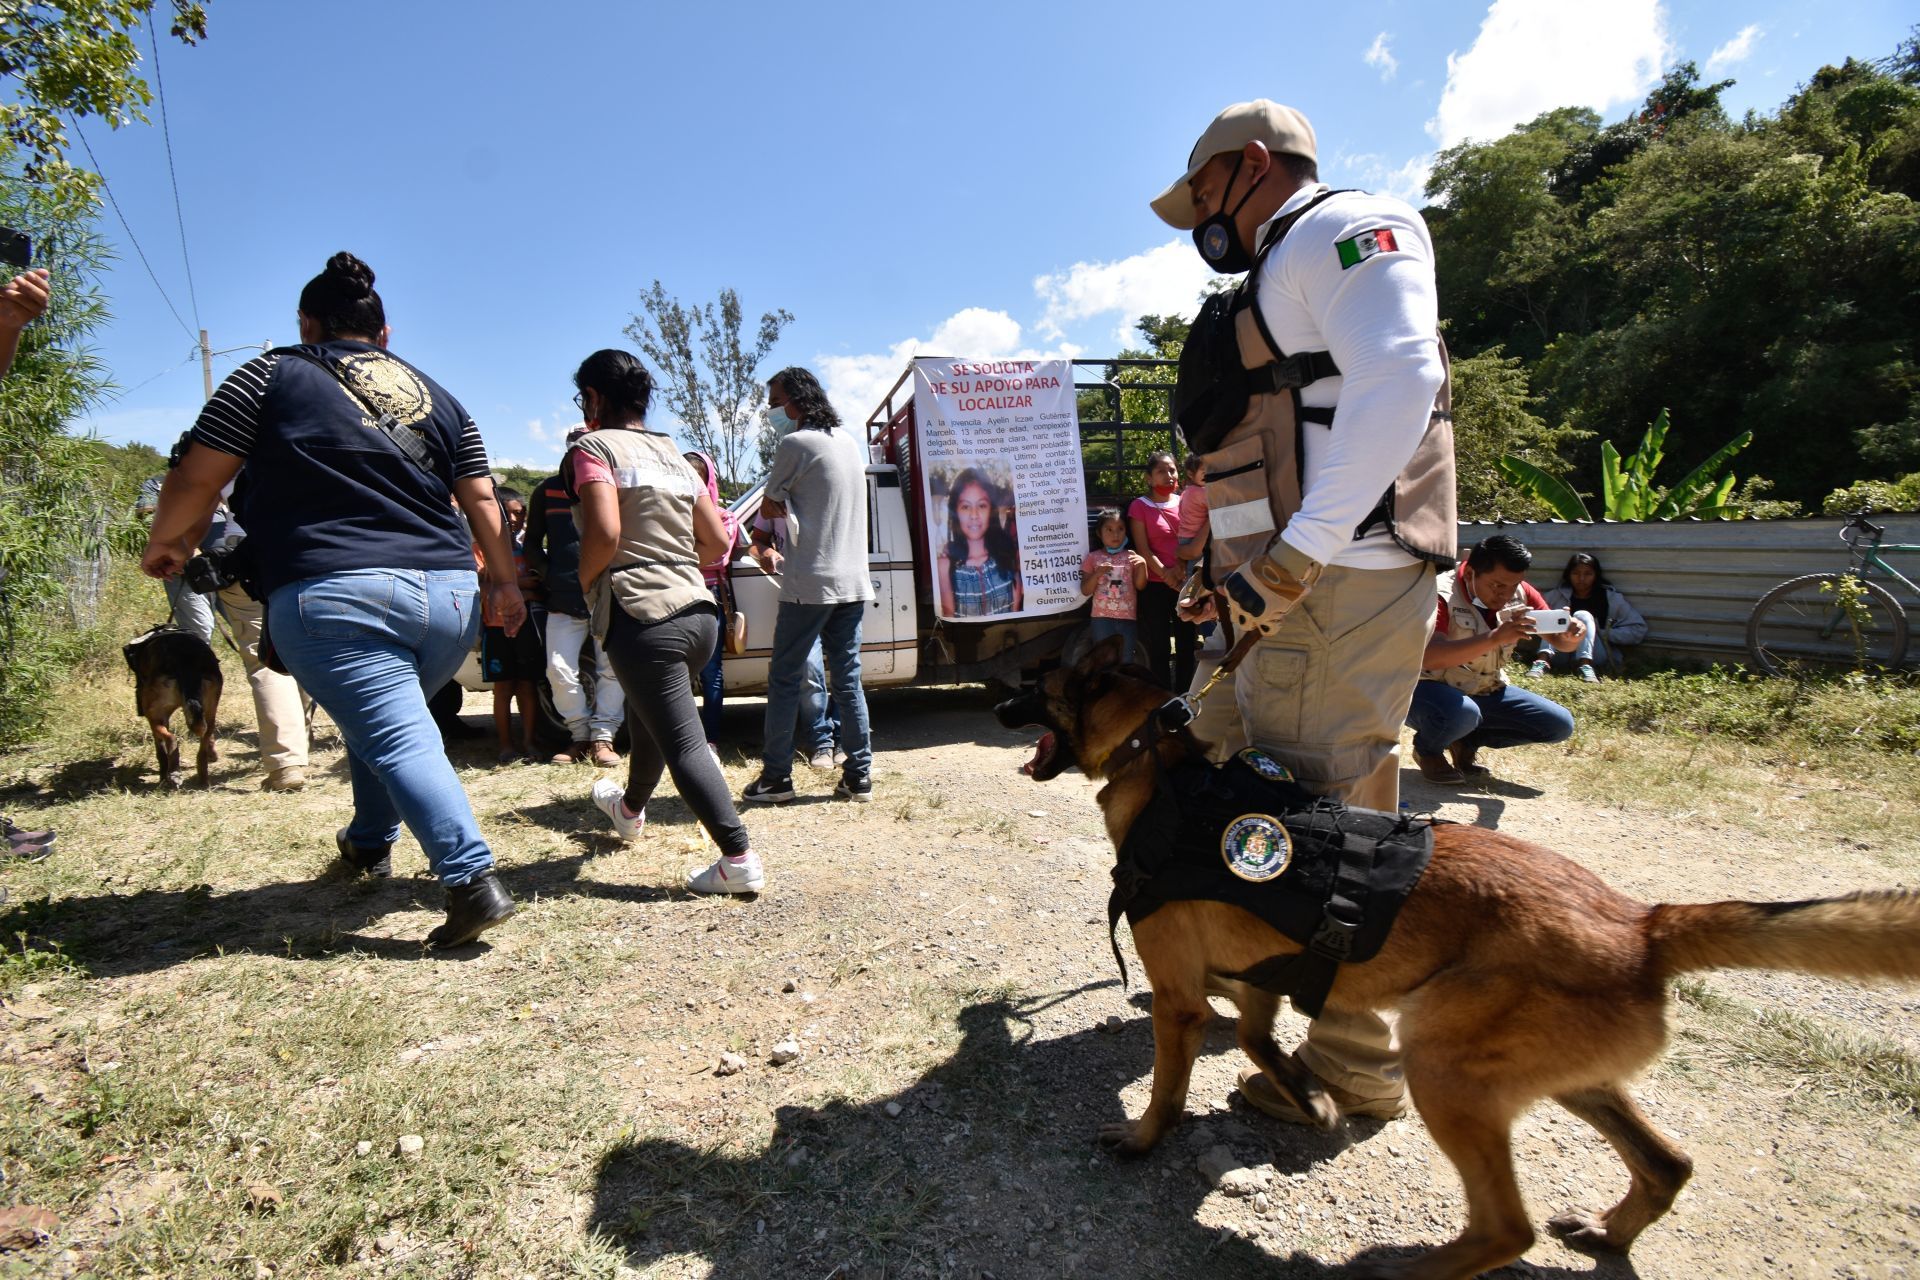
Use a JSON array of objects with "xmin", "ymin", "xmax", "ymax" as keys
[{"xmin": 1746, "ymin": 573, "xmax": 1909, "ymax": 677}]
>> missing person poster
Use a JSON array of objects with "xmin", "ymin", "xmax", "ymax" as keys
[{"xmin": 912, "ymin": 357, "xmax": 1087, "ymax": 622}]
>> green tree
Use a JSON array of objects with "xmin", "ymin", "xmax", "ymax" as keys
[
  {"xmin": 624, "ymin": 283, "xmax": 792, "ymax": 492},
  {"xmin": 1447, "ymin": 347, "xmax": 1585, "ymax": 520},
  {"xmin": 0, "ymin": 149, "xmax": 117, "ymax": 743},
  {"xmin": 0, "ymin": 0, "xmax": 209, "ymax": 183},
  {"xmin": 1498, "ymin": 409, "xmax": 1753, "ymax": 521},
  {"xmin": 1424, "ymin": 106, "xmax": 1601, "ymax": 360}
]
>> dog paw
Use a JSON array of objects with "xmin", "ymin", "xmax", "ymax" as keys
[
  {"xmin": 1095, "ymin": 1120, "xmax": 1156, "ymax": 1157},
  {"xmin": 1547, "ymin": 1209, "xmax": 1625, "ymax": 1253}
]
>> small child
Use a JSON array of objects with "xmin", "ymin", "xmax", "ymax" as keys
[
  {"xmin": 480, "ymin": 487, "xmax": 543, "ymax": 764},
  {"xmin": 1175, "ymin": 452, "xmax": 1209, "ymax": 575},
  {"xmin": 1080, "ymin": 508, "xmax": 1148, "ymax": 664},
  {"xmin": 1173, "ymin": 453, "xmax": 1219, "ymax": 639}
]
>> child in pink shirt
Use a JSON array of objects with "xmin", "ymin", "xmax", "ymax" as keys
[
  {"xmin": 1080, "ymin": 507, "xmax": 1147, "ymax": 664},
  {"xmin": 1175, "ymin": 452, "xmax": 1209, "ymax": 573}
]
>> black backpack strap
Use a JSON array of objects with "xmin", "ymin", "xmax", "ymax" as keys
[{"xmin": 268, "ymin": 345, "xmax": 443, "ymax": 478}]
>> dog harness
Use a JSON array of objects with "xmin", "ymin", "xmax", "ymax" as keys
[{"xmin": 1108, "ymin": 748, "xmax": 1436, "ymax": 1018}]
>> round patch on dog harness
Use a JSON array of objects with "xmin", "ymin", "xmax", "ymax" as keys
[
  {"xmin": 1237, "ymin": 748, "xmax": 1293, "ymax": 782},
  {"xmin": 1221, "ymin": 814, "xmax": 1292, "ymax": 883}
]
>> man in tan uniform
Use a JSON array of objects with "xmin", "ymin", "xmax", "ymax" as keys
[{"xmin": 1152, "ymin": 101, "xmax": 1456, "ymax": 1122}]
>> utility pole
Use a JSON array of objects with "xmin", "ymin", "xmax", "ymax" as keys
[{"xmin": 199, "ymin": 328, "xmax": 213, "ymax": 400}]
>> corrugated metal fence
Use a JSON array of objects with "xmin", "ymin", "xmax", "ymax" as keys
[{"xmin": 1458, "ymin": 515, "xmax": 1920, "ymax": 667}]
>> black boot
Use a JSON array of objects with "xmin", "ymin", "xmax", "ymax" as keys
[
  {"xmin": 334, "ymin": 827, "xmax": 393, "ymax": 878},
  {"xmin": 426, "ymin": 872, "xmax": 515, "ymax": 948}
]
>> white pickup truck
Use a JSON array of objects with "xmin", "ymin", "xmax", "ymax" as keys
[{"xmin": 450, "ymin": 358, "xmax": 1178, "ymax": 739}]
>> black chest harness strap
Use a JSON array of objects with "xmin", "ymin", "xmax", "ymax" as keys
[{"xmin": 1101, "ymin": 731, "xmax": 1437, "ymax": 1019}]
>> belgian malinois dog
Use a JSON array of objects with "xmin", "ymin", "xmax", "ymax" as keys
[
  {"xmin": 995, "ymin": 636, "xmax": 1920, "ymax": 1280},
  {"xmin": 124, "ymin": 624, "xmax": 222, "ymax": 788}
]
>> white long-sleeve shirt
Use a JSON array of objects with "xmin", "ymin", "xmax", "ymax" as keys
[{"xmin": 1253, "ymin": 183, "xmax": 1447, "ymax": 569}]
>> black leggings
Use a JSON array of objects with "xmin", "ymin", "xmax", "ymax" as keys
[
  {"xmin": 1135, "ymin": 582, "xmax": 1198, "ymax": 692},
  {"xmin": 603, "ymin": 603, "xmax": 750, "ymax": 857}
]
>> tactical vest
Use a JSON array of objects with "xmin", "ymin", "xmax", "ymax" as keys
[
  {"xmin": 566, "ymin": 428, "xmax": 710, "ymax": 635},
  {"xmin": 1179, "ymin": 190, "xmax": 1458, "ymax": 577},
  {"xmin": 1421, "ymin": 567, "xmax": 1521, "ymax": 696},
  {"xmin": 1110, "ymin": 748, "xmax": 1435, "ymax": 1018},
  {"xmin": 236, "ymin": 342, "xmax": 476, "ymax": 599}
]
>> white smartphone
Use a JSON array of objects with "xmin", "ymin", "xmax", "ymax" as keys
[{"xmin": 1527, "ymin": 608, "xmax": 1574, "ymax": 634}]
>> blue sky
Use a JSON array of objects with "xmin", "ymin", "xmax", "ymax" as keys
[{"xmin": 69, "ymin": 0, "xmax": 1914, "ymax": 473}]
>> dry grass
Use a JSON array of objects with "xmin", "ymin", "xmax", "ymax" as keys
[{"xmin": 3, "ymin": 592, "xmax": 1919, "ymax": 1277}]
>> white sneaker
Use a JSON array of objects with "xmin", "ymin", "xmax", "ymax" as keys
[
  {"xmin": 591, "ymin": 778, "xmax": 643, "ymax": 842},
  {"xmin": 806, "ymin": 746, "xmax": 837, "ymax": 772},
  {"xmin": 688, "ymin": 851, "xmax": 765, "ymax": 895}
]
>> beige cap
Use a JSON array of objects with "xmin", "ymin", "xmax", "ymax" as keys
[{"xmin": 1150, "ymin": 100, "xmax": 1317, "ymax": 229}]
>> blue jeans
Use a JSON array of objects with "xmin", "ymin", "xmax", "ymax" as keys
[
  {"xmin": 1088, "ymin": 616, "xmax": 1141, "ymax": 666},
  {"xmin": 267, "ymin": 569, "xmax": 493, "ymax": 885},
  {"xmin": 802, "ymin": 640, "xmax": 837, "ymax": 754},
  {"xmin": 762, "ymin": 601, "xmax": 871, "ymax": 781},
  {"xmin": 1406, "ymin": 679, "xmax": 1576, "ymax": 757},
  {"xmin": 1542, "ymin": 611, "xmax": 1612, "ymax": 670}
]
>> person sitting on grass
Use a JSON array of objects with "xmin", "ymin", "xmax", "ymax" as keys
[
  {"xmin": 1406, "ymin": 534, "xmax": 1584, "ymax": 785},
  {"xmin": 1537, "ymin": 552, "xmax": 1647, "ymax": 680}
]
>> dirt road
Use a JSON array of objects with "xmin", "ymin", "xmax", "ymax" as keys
[{"xmin": 1, "ymin": 680, "xmax": 1916, "ymax": 1278}]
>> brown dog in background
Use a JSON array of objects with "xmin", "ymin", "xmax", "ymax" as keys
[
  {"xmin": 123, "ymin": 624, "xmax": 222, "ymax": 788},
  {"xmin": 995, "ymin": 636, "xmax": 1920, "ymax": 1280}
]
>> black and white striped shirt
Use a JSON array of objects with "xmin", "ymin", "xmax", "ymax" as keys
[{"xmin": 190, "ymin": 352, "xmax": 493, "ymax": 478}]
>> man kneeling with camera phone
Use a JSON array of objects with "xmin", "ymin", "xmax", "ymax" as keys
[{"xmin": 1405, "ymin": 533, "xmax": 1583, "ymax": 785}]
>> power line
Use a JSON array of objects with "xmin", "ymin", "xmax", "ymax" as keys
[
  {"xmin": 69, "ymin": 119, "xmax": 197, "ymax": 344},
  {"xmin": 145, "ymin": 22, "xmax": 201, "ymax": 331},
  {"xmin": 95, "ymin": 351, "xmax": 199, "ymax": 405}
]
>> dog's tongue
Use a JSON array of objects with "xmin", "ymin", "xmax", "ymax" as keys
[{"xmin": 1020, "ymin": 732, "xmax": 1056, "ymax": 777}]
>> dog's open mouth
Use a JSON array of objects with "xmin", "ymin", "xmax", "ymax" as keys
[{"xmin": 1022, "ymin": 731, "xmax": 1059, "ymax": 779}]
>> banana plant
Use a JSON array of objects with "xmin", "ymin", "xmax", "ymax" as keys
[{"xmin": 1499, "ymin": 409, "xmax": 1753, "ymax": 521}]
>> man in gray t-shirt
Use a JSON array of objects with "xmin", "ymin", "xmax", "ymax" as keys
[
  {"xmin": 744, "ymin": 367, "xmax": 877, "ymax": 805},
  {"xmin": 763, "ymin": 425, "xmax": 872, "ymax": 607}
]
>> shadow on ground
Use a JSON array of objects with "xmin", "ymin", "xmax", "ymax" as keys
[
  {"xmin": 587, "ymin": 992, "xmax": 1643, "ymax": 1279},
  {"xmin": 0, "ymin": 849, "xmax": 685, "ymax": 978}
]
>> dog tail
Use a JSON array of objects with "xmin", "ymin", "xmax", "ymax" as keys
[{"xmin": 1650, "ymin": 890, "xmax": 1920, "ymax": 984}]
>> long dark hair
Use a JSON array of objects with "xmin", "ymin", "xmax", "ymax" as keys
[
  {"xmin": 769, "ymin": 366, "xmax": 839, "ymax": 432},
  {"xmin": 1559, "ymin": 551, "xmax": 1610, "ymax": 594},
  {"xmin": 573, "ymin": 349, "xmax": 655, "ymax": 423},
  {"xmin": 298, "ymin": 252, "xmax": 385, "ymax": 340},
  {"xmin": 945, "ymin": 469, "xmax": 1018, "ymax": 577}
]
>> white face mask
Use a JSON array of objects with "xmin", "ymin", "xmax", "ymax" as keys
[{"xmin": 769, "ymin": 404, "xmax": 797, "ymax": 437}]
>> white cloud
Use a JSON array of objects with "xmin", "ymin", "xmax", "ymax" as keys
[
  {"xmin": 1334, "ymin": 151, "xmax": 1435, "ymax": 205},
  {"xmin": 1429, "ymin": 0, "xmax": 1672, "ymax": 148},
  {"xmin": 1033, "ymin": 240, "xmax": 1215, "ymax": 346},
  {"xmin": 1705, "ymin": 23, "xmax": 1762, "ymax": 74},
  {"xmin": 1365, "ymin": 32, "xmax": 1399, "ymax": 81}
]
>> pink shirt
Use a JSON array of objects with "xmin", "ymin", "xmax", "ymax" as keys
[
  {"xmin": 1128, "ymin": 493, "xmax": 1182, "ymax": 570},
  {"xmin": 1082, "ymin": 549, "xmax": 1138, "ymax": 620},
  {"xmin": 1175, "ymin": 482, "xmax": 1210, "ymax": 547}
]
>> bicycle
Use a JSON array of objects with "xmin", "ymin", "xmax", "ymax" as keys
[{"xmin": 1746, "ymin": 511, "xmax": 1916, "ymax": 677}]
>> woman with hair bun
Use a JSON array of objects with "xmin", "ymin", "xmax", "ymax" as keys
[
  {"xmin": 566, "ymin": 348, "xmax": 763, "ymax": 895},
  {"xmin": 140, "ymin": 251, "xmax": 525, "ymax": 948}
]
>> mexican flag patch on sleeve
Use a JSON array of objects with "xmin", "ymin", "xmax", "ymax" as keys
[{"xmin": 1335, "ymin": 228, "xmax": 1399, "ymax": 269}]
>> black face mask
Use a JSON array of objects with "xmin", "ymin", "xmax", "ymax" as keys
[{"xmin": 1191, "ymin": 154, "xmax": 1265, "ymax": 274}]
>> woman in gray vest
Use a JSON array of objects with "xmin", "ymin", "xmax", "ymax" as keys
[{"xmin": 566, "ymin": 349, "xmax": 762, "ymax": 894}]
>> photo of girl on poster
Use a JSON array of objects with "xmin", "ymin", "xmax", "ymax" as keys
[{"xmin": 935, "ymin": 465, "xmax": 1023, "ymax": 618}]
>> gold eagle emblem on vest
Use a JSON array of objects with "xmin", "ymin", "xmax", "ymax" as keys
[{"xmin": 335, "ymin": 351, "xmax": 434, "ymax": 429}]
